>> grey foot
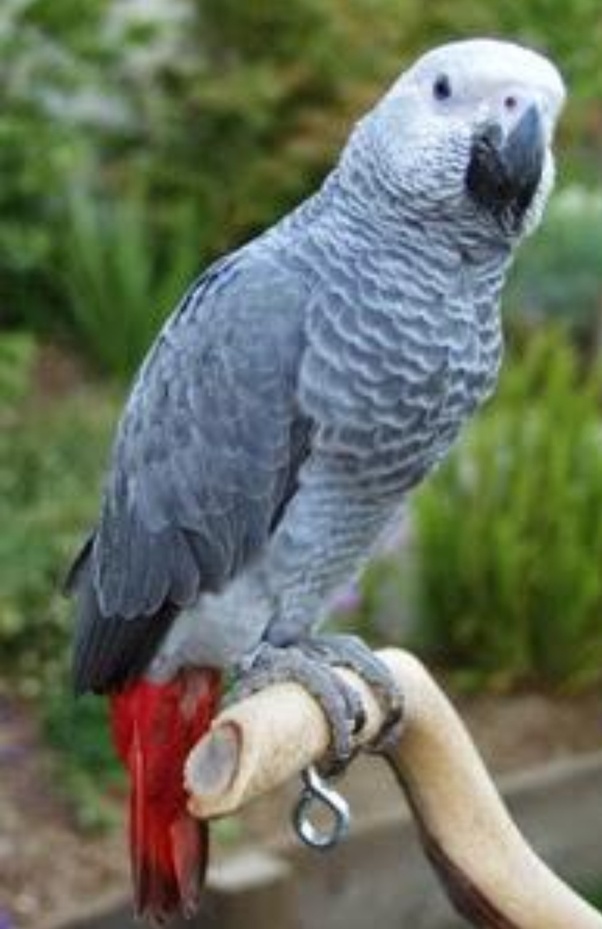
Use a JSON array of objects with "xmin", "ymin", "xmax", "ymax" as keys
[
  {"xmin": 232, "ymin": 641, "xmax": 365, "ymax": 773},
  {"xmin": 301, "ymin": 634, "xmax": 404, "ymax": 752}
]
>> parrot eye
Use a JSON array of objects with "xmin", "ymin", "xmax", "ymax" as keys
[{"xmin": 433, "ymin": 74, "xmax": 452, "ymax": 101}]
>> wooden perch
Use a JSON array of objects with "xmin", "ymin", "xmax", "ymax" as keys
[{"xmin": 185, "ymin": 648, "xmax": 602, "ymax": 929}]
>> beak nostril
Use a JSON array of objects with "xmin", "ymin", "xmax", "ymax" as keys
[{"xmin": 504, "ymin": 95, "xmax": 518, "ymax": 111}]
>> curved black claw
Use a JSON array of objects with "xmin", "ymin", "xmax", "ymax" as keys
[
  {"xmin": 231, "ymin": 641, "xmax": 365, "ymax": 772},
  {"xmin": 300, "ymin": 634, "xmax": 405, "ymax": 752}
]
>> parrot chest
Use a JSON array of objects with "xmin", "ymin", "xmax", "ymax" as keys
[{"xmin": 301, "ymin": 259, "xmax": 503, "ymax": 494}]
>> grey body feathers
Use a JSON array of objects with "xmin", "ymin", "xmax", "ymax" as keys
[{"xmin": 71, "ymin": 162, "xmax": 510, "ymax": 691}]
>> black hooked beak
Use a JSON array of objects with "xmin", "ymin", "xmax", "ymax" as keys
[{"xmin": 465, "ymin": 104, "xmax": 545, "ymax": 231}]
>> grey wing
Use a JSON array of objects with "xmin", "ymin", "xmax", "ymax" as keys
[{"xmin": 70, "ymin": 253, "xmax": 312, "ymax": 692}]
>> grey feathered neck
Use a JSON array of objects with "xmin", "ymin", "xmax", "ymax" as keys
[{"xmin": 275, "ymin": 116, "xmax": 514, "ymax": 276}]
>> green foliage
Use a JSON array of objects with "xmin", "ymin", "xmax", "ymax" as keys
[
  {"xmin": 1, "ymin": 0, "xmax": 408, "ymax": 367},
  {"xmin": 5, "ymin": 0, "xmax": 601, "ymax": 365},
  {"xmin": 0, "ymin": 370, "xmax": 122, "ymax": 823},
  {"xmin": 506, "ymin": 187, "xmax": 602, "ymax": 355},
  {"xmin": 0, "ymin": 0, "xmax": 117, "ymax": 324},
  {"xmin": 54, "ymin": 175, "xmax": 202, "ymax": 378},
  {"xmin": 0, "ymin": 379, "xmax": 118, "ymax": 692},
  {"xmin": 414, "ymin": 331, "xmax": 602, "ymax": 689},
  {"xmin": 0, "ymin": 332, "xmax": 36, "ymax": 407},
  {"xmin": 124, "ymin": 0, "xmax": 407, "ymax": 258},
  {"xmin": 42, "ymin": 689, "xmax": 122, "ymax": 831}
]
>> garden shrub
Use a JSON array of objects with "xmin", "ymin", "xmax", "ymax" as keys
[
  {"xmin": 53, "ymin": 174, "xmax": 203, "ymax": 379},
  {"xmin": 0, "ymin": 0, "xmax": 119, "ymax": 326},
  {"xmin": 0, "ymin": 332, "xmax": 36, "ymax": 407},
  {"xmin": 506, "ymin": 187, "xmax": 602, "ymax": 359},
  {"xmin": 0, "ymin": 355, "xmax": 125, "ymax": 822},
  {"xmin": 414, "ymin": 330, "xmax": 602, "ymax": 689},
  {"xmin": 0, "ymin": 379, "xmax": 119, "ymax": 694}
]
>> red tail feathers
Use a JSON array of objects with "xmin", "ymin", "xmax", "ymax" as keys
[{"xmin": 110, "ymin": 669, "xmax": 221, "ymax": 923}]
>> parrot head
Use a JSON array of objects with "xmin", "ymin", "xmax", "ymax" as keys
[{"xmin": 350, "ymin": 39, "xmax": 566, "ymax": 242}]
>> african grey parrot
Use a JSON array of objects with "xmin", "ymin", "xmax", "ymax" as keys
[{"xmin": 67, "ymin": 38, "xmax": 565, "ymax": 922}]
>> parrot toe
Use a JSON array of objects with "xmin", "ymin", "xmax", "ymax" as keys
[
  {"xmin": 299, "ymin": 634, "xmax": 405, "ymax": 754},
  {"xmin": 231, "ymin": 635, "xmax": 404, "ymax": 775},
  {"xmin": 231, "ymin": 641, "xmax": 367, "ymax": 772}
]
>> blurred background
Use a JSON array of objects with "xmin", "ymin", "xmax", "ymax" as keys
[{"xmin": 1, "ymin": 1, "xmax": 602, "ymax": 927}]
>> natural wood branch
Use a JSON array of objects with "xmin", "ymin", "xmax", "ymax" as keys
[{"xmin": 185, "ymin": 648, "xmax": 602, "ymax": 929}]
